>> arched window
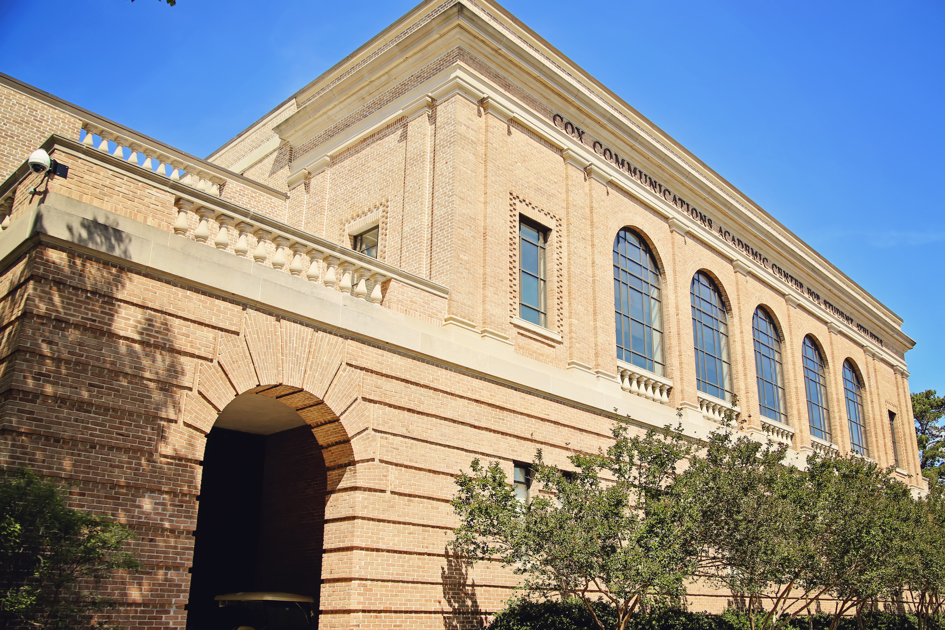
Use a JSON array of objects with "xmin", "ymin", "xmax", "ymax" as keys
[
  {"xmin": 802, "ymin": 336, "xmax": 831, "ymax": 441},
  {"xmin": 843, "ymin": 361, "xmax": 868, "ymax": 456},
  {"xmin": 690, "ymin": 272, "xmax": 731, "ymax": 401},
  {"xmin": 752, "ymin": 307, "xmax": 786, "ymax": 424},
  {"xmin": 613, "ymin": 229, "xmax": 664, "ymax": 375}
]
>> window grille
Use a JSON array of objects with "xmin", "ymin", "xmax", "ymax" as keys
[
  {"xmin": 613, "ymin": 229, "xmax": 664, "ymax": 375},
  {"xmin": 690, "ymin": 272, "xmax": 732, "ymax": 401},
  {"xmin": 752, "ymin": 307, "xmax": 787, "ymax": 423},
  {"xmin": 843, "ymin": 361, "xmax": 868, "ymax": 456},
  {"xmin": 519, "ymin": 218, "xmax": 548, "ymax": 326},
  {"xmin": 802, "ymin": 336, "xmax": 831, "ymax": 441}
]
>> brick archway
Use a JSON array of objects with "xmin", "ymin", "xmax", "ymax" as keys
[{"xmin": 157, "ymin": 310, "xmax": 367, "ymax": 627}]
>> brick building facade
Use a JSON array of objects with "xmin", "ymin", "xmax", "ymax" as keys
[{"xmin": 0, "ymin": 0, "xmax": 922, "ymax": 628}]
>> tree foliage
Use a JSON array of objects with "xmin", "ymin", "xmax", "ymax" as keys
[
  {"xmin": 452, "ymin": 414, "xmax": 945, "ymax": 630},
  {"xmin": 914, "ymin": 390, "xmax": 945, "ymax": 484},
  {"xmin": 451, "ymin": 422, "xmax": 700, "ymax": 630},
  {"xmin": 0, "ymin": 469, "xmax": 138, "ymax": 629}
]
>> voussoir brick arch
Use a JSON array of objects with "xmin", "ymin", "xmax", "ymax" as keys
[{"xmin": 172, "ymin": 310, "xmax": 364, "ymax": 474}]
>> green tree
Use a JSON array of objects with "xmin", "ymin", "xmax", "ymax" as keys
[
  {"xmin": 673, "ymin": 431, "xmax": 914, "ymax": 630},
  {"xmin": 450, "ymin": 421, "xmax": 699, "ymax": 630},
  {"xmin": 802, "ymin": 453, "xmax": 914, "ymax": 630},
  {"xmin": 682, "ymin": 431, "xmax": 813, "ymax": 630},
  {"xmin": 0, "ymin": 469, "xmax": 138, "ymax": 629},
  {"xmin": 913, "ymin": 390, "xmax": 945, "ymax": 484},
  {"xmin": 907, "ymin": 483, "xmax": 945, "ymax": 630}
]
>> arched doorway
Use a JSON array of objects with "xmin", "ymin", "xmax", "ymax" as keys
[{"xmin": 186, "ymin": 391, "xmax": 327, "ymax": 629}]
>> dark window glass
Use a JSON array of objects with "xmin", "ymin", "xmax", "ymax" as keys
[
  {"xmin": 802, "ymin": 336, "xmax": 831, "ymax": 441},
  {"xmin": 843, "ymin": 361, "xmax": 868, "ymax": 456},
  {"xmin": 690, "ymin": 272, "xmax": 732, "ymax": 401},
  {"xmin": 613, "ymin": 229, "xmax": 663, "ymax": 375},
  {"xmin": 889, "ymin": 410, "xmax": 900, "ymax": 468},
  {"xmin": 519, "ymin": 218, "xmax": 547, "ymax": 326},
  {"xmin": 352, "ymin": 226, "xmax": 379, "ymax": 258},
  {"xmin": 513, "ymin": 463, "xmax": 531, "ymax": 502},
  {"xmin": 752, "ymin": 307, "xmax": 787, "ymax": 423}
]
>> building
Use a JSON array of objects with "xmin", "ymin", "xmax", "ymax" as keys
[{"xmin": 0, "ymin": 0, "xmax": 923, "ymax": 628}]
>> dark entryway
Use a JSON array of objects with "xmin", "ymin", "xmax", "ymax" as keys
[{"xmin": 186, "ymin": 398, "xmax": 327, "ymax": 630}]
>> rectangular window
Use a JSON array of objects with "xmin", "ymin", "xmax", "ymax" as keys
[
  {"xmin": 519, "ymin": 218, "xmax": 547, "ymax": 326},
  {"xmin": 889, "ymin": 410, "xmax": 900, "ymax": 468},
  {"xmin": 352, "ymin": 226, "xmax": 379, "ymax": 258},
  {"xmin": 513, "ymin": 463, "xmax": 531, "ymax": 502}
]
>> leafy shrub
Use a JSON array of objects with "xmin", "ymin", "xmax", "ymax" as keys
[
  {"xmin": 486, "ymin": 601, "xmax": 931, "ymax": 630},
  {"xmin": 488, "ymin": 598, "xmax": 617, "ymax": 630},
  {"xmin": 0, "ymin": 469, "xmax": 138, "ymax": 629}
]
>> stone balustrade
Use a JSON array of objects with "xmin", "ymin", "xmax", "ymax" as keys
[
  {"xmin": 809, "ymin": 436, "xmax": 839, "ymax": 456},
  {"xmin": 171, "ymin": 196, "xmax": 449, "ymax": 307},
  {"xmin": 759, "ymin": 417, "xmax": 795, "ymax": 446},
  {"xmin": 616, "ymin": 361, "xmax": 672, "ymax": 404},
  {"xmin": 697, "ymin": 392, "xmax": 740, "ymax": 423},
  {"xmin": 79, "ymin": 124, "xmax": 226, "ymax": 196}
]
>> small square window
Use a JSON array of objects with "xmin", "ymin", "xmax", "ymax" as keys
[
  {"xmin": 513, "ymin": 463, "xmax": 531, "ymax": 502},
  {"xmin": 519, "ymin": 217, "xmax": 548, "ymax": 327},
  {"xmin": 352, "ymin": 226, "xmax": 379, "ymax": 259}
]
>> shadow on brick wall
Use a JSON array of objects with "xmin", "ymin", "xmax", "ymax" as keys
[
  {"xmin": 1, "ymin": 209, "xmax": 191, "ymax": 624},
  {"xmin": 441, "ymin": 545, "xmax": 485, "ymax": 630}
]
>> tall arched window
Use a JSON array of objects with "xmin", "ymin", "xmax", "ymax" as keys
[
  {"xmin": 752, "ymin": 307, "xmax": 787, "ymax": 423},
  {"xmin": 690, "ymin": 272, "xmax": 731, "ymax": 401},
  {"xmin": 843, "ymin": 361, "xmax": 869, "ymax": 456},
  {"xmin": 613, "ymin": 229, "xmax": 664, "ymax": 375},
  {"xmin": 802, "ymin": 336, "xmax": 831, "ymax": 441}
]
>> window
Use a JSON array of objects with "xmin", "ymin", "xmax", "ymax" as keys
[
  {"xmin": 752, "ymin": 307, "xmax": 787, "ymax": 424},
  {"xmin": 519, "ymin": 218, "xmax": 547, "ymax": 326},
  {"xmin": 513, "ymin": 463, "xmax": 531, "ymax": 502},
  {"xmin": 690, "ymin": 272, "xmax": 732, "ymax": 401},
  {"xmin": 889, "ymin": 410, "xmax": 900, "ymax": 468},
  {"xmin": 352, "ymin": 226, "xmax": 379, "ymax": 258},
  {"xmin": 843, "ymin": 361, "xmax": 868, "ymax": 456},
  {"xmin": 613, "ymin": 229, "xmax": 664, "ymax": 375},
  {"xmin": 802, "ymin": 336, "xmax": 831, "ymax": 441}
]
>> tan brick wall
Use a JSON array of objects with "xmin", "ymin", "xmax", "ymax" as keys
[{"xmin": 0, "ymin": 83, "xmax": 83, "ymax": 182}]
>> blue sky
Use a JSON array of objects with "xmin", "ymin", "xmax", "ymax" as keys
[{"xmin": 1, "ymin": 0, "xmax": 942, "ymax": 392}]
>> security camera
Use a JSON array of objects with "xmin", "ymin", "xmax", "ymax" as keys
[{"xmin": 28, "ymin": 149, "xmax": 51, "ymax": 174}]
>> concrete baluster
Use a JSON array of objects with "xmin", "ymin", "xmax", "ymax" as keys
[
  {"xmin": 271, "ymin": 237, "xmax": 289, "ymax": 271},
  {"xmin": 288, "ymin": 244, "xmax": 306, "ymax": 276},
  {"xmin": 173, "ymin": 199, "xmax": 194, "ymax": 236},
  {"xmin": 81, "ymin": 126, "xmax": 96, "ymax": 147},
  {"xmin": 214, "ymin": 215, "xmax": 233, "ymax": 250},
  {"xmin": 354, "ymin": 270, "xmax": 368, "ymax": 300},
  {"xmin": 338, "ymin": 263, "xmax": 353, "ymax": 293},
  {"xmin": 304, "ymin": 250, "xmax": 321, "ymax": 282},
  {"xmin": 369, "ymin": 274, "xmax": 386, "ymax": 304},
  {"xmin": 253, "ymin": 229, "xmax": 271, "ymax": 264},
  {"xmin": 323, "ymin": 257, "xmax": 339, "ymax": 288},
  {"xmin": 194, "ymin": 208, "xmax": 214, "ymax": 243},
  {"xmin": 127, "ymin": 144, "xmax": 140, "ymax": 166},
  {"xmin": 234, "ymin": 223, "xmax": 253, "ymax": 257}
]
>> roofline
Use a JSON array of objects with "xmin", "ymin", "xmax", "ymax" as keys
[
  {"xmin": 0, "ymin": 72, "xmax": 287, "ymax": 201},
  {"xmin": 206, "ymin": 0, "xmax": 907, "ymax": 336}
]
